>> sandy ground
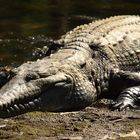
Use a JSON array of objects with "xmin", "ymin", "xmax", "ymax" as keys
[{"xmin": 0, "ymin": 102, "xmax": 140, "ymax": 140}]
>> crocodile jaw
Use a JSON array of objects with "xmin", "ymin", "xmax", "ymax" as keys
[{"xmin": 0, "ymin": 72, "xmax": 73, "ymax": 118}]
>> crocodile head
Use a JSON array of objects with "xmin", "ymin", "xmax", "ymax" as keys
[{"xmin": 0, "ymin": 59, "xmax": 96, "ymax": 118}]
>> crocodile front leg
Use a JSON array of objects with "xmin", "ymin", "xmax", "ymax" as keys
[
  {"xmin": 109, "ymin": 69, "xmax": 140, "ymax": 110},
  {"xmin": 113, "ymin": 86, "xmax": 140, "ymax": 110}
]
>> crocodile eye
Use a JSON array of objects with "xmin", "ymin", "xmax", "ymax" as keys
[{"xmin": 25, "ymin": 72, "xmax": 39, "ymax": 82}]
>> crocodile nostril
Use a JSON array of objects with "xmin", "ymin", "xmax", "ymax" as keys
[{"xmin": 25, "ymin": 72, "xmax": 40, "ymax": 82}]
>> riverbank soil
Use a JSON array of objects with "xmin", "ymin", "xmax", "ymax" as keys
[{"xmin": 0, "ymin": 102, "xmax": 140, "ymax": 140}]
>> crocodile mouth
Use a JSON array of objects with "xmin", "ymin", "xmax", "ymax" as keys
[
  {"xmin": 0, "ymin": 73, "xmax": 73, "ymax": 118},
  {"xmin": 0, "ymin": 94, "xmax": 42, "ymax": 118},
  {"xmin": 0, "ymin": 84, "xmax": 73, "ymax": 118}
]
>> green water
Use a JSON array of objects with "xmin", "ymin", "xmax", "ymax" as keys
[{"xmin": 0, "ymin": 0, "xmax": 140, "ymax": 66}]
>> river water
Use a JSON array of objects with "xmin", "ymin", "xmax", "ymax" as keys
[{"xmin": 0, "ymin": 0, "xmax": 140, "ymax": 66}]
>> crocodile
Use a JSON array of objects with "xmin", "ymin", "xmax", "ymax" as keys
[{"xmin": 0, "ymin": 15, "xmax": 140, "ymax": 118}]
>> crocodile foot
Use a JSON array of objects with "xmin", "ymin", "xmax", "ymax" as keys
[{"xmin": 112, "ymin": 87, "xmax": 140, "ymax": 111}]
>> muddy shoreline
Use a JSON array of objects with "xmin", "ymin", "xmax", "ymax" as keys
[{"xmin": 0, "ymin": 104, "xmax": 139, "ymax": 140}]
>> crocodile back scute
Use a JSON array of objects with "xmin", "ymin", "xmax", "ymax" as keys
[{"xmin": 58, "ymin": 15, "xmax": 140, "ymax": 71}]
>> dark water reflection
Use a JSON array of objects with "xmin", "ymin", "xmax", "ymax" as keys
[{"xmin": 0, "ymin": 0, "xmax": 140, "ymax": 66}]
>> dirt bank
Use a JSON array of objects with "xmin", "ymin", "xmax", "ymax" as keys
[{"xmin": 0, "ymin": 103, "xmax": 140, "ymax": 140}]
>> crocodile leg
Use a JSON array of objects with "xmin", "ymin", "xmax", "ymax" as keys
[
  {"xmin": 113, "ymin": 86, "xmax": 140, "ymax": 110},
  {"xmin": 109, "ymin": 69, "xmax": 140, "ymax": 110}
]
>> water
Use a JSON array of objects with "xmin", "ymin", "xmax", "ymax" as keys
[{"xmin": 0, "ymin": 0, "xmax": 140, "ymax": 66}]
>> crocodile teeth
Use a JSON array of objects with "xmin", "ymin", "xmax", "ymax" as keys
[
  {"xmin": 1, "ymin": 97, "xmax": 42, "ymax": 118},
  {"xmin": 28, "ymin": 101, "xmax": 36, "ymax": 108},
  {"xmin": 19, "ymin": 104, "xmax": 25, "ymax": 110},
  {"xmin": 9, "ymin": 106, "xmax": 15, "ymax": 113},
  {"xmin": 13, "ymin": 104, "xmax": 20, "ymax": 112}
]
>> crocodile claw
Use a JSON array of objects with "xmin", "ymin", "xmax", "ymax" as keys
[{"xmin": 112, "ymin": 97, "xmax": 138, "ymax": 111}]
